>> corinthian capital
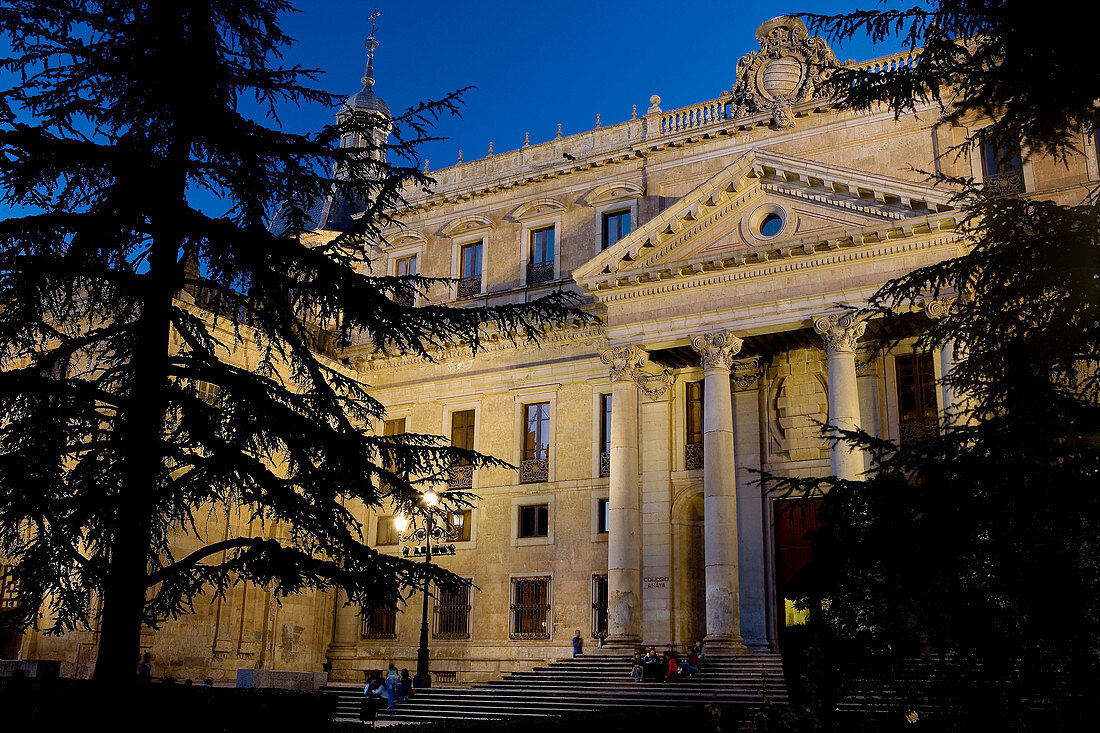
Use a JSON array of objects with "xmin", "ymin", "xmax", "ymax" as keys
[
  {"xmin": 690, "ymin": 330, "xmax": 743, "ymax": 372},
  {"xmin": 599, "ymin": 344, "xmax": 673, "ymax": 398},
  {"xmin": 813, "ymin": 313, "xmax": 866, "ymax": 355}
]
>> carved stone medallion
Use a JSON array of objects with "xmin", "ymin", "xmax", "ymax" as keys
[{"xmin": 730, "ymin": 16, "xmax": 840, "ymax": 130}]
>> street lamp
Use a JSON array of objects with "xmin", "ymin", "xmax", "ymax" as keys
[{"xmin": 397, "ymin": 489, "xmax": 453, "ymax": 690}]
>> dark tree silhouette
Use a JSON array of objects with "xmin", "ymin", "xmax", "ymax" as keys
[
  {"xmin": 0, "ymin": 1, "xmax": 587, "ymax": 683},
  {"xmin": 765, "ymin": 3, "xmax": 1100, "ymax": 729}
]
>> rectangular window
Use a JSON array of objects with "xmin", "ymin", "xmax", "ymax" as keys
[
  {"xmin": 376, "ymin": 516, "xmax": 399, "ymax": 547},
  {"xmin": 395, "ymin": 255, "xmax": 417, "ymax": 277},
  {"xmin": 981, "ymin": 140, "xmax": 1024, "ymax": 195},
  {"xmin": 599, "ymin": 393, "xmax": 611, "ymax": 477},
  {"xmin": 686, "ymin": 380, "xmax": 705, "ymax": 469},
  {"xmin": 602, "ymin": 210, "xmax": 631, "ymax": 249},
  {"xmin": 433, "ymin": 583, "xmax": 472, "ymax": 640},
  {"xmin": 527, "ymin": 227, "xmax": 555, "ymax": 285},
  {"xmin": 591, "ymin": 574, "xmax": 608, "ymax": 639},
  {"xmin": 361, "ymin": 604, "xmax": 398, "ymax": 639},
  {"xmin": 509, "ymin": 576, "xmax": 551, "ymax": 640},
  {"xmin": 395, "ymin": 255, "xmax": 417, "ymax": 306},
  {"xmin": 381, "ymin": 417, "xmax": 406, "ymax": 485},
  {"xmin": 449, "ymin": 409, "xmax": 475, "ymax": 489},
  {"xmin": 895, "ymin": 353, "xmax": 939, "ymax": 443},
  {"xmin": 450, "ymin": 508, "xmax": 473, "ymax": 543},
  {"xmin": 518, "ymin": 504, "xmax": 549, "ymax": 538},
  {"xmin": 458, "ymin": 242, "xmax": 482, "ymax": 298},
  {"xmin": 521, "ymin": 401, "xmax": 550, "ymax": 483},
  {"xmin": 597, "ymin": 498, "xmax": 610, "ymax": 534}
]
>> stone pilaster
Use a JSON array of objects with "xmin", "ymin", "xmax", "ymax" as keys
[
  {"xmin": 689, "ymin": 330, "xmax": 749, "ymax": 654},
  {"xmin": 599, "ymin": 345, "xmax": 668, "ymax": 647},
  {"xmin": 813, "ymin": 313, "xmax": 867, "ymax": 480},
  {"xmin": 924, "ymin": 296, "xmax": 967, "ymax": 425},
  {"xmin": 326, "ymin": 590, "xmax": 361, "ymax": 681}
]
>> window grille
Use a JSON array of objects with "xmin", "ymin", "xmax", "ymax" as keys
[
  {"xmin": 0, "ymin": 564, "xmax": 20, "ymax": 612},
  {"xmin": 591, "ymin": 574, "xmax": 608, "ymax": 639},
  {"xmin": 433, "ymin": 583, "xmax": 471, "ymax": 640},
  {"xmin": 361, "ymin": 604, "xmax": 397, "ymax": 639},
  {"xmin": 509, "ymin": 576, "xmax": 551, "ymax": 640}
]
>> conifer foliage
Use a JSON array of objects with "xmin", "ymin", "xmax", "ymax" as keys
[
  {"xmin": 769, "ymin": 3, "xmax": 1100, "ymax": 729},
  {"xmin": 0, "ymin": 1, "xmax": 585, "ymax": 682}
]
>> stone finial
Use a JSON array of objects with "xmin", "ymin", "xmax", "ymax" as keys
[
  {"xmin": 690, "ymin": 330, "xmax": 744, "ymax": 372},
  {"xmin": 599, "ymin": 344, "xmax": 674, "ymax": 398},
  {"xmin": 923, "ymin": 295, "xmax": 957, "ymax": 320},
  {"xmin": 647, "ymin": 95, "xmax": 662, "ymax": 115},
  {"xmin": 423, "ymin": 159, "xmax": 429, "ymax": 173},
  {"xmin": 457, "ymin": 150, "xmax": 463, "ymax": 163},
  {"xmin": 813, "ymin": 313, "xmax": 867, "ymax": 355},
  {"xmin": 556, "ymin": 123, "xmax": 563, "ymax": 139},
  {"xmin": 523, "ymin": 131, "xmax": 530, "ymax": 147},
  {"xmin": 631, "ymin": 104, "xmax": 637, "ymax": 120},
  {"xmin": 487, "ymin": 142, "xmax": 494, "ymax": 156},
  {"xmin": 595, "ymin": 113, "xmax": 601, "ymax": 128}
]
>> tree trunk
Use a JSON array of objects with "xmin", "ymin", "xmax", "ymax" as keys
[{"xmin": 92, "ymin": 127, "xmax": 189, "ymax": 682}]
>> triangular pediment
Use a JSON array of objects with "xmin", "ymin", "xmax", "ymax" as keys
[{"xmin": 572, "ymin": 149, "xmax": 960, "ymax": 291}]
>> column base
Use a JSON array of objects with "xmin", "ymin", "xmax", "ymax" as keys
[
  {"xmin": 602, "ymin": 634, "xmax": 641, "ymax": 651},
  {"xmin": 703, "ymin": 634, "xmax": 752, "ymax": 655}
]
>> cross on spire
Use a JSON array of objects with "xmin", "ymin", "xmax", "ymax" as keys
[{"xmin": 362, "ymin": 8, "xmax": 381, "ymax": 89}]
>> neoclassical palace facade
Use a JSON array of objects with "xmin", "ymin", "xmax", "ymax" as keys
[{"xmin": 7, "ymin": 16, "xmax": 1098, "ymax": 684}]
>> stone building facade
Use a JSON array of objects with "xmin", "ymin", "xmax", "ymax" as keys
[{"xmin": 6, "ymin": 15, "xmax": 1098, "ymax": 684}]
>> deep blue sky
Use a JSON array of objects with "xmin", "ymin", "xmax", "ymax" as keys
[{"xmin": 275, "ymin": 1, "xmax": 907, "ymax": 174}]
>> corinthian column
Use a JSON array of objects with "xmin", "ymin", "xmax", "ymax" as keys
[
  {"xmin": 690, "ymin": 330, "xmax": 748, "ymax": 654},
  {"xmin": 813, "ymin": 313, "xmax": 867, "ymax": 480},
  {"xmin": 598, "ymin": 345, "xmax": 646, "ymax": 647}
]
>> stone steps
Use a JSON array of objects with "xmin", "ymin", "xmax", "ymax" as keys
[{"xmin": 322, "ymin": 653, "xmax": 787, "ymax": 723}]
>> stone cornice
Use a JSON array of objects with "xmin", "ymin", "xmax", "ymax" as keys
[
  {"xmin": 348, "ymin": 320, "xmax": 605, "ymax": 372},
  {"xmin": 584, "ymin": 229, "xmax": 961, "ymax": 303}
]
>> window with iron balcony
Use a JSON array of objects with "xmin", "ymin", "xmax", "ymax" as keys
[
  {"xmin": 449, "ymin": 409, "xmax": 475, "ymax": 489},
  {"xmin": 895, "ymin": 352, "xmax": 939, "ymax": 443},
  {"xmin": 527, "ymin": 226, "xmax": 555, "ymax": 285},
  {"xmin": 599, "ymin": 393, "xmax": 611, "ymax": 477},
  {"xmin": 458, "ymin": 242, "xmax": 482, "ymax": 299},
  {"xmin": 981, "ymin": 141, "xmax": 1025, "ymax": 196},
  {"xmin": 685, "ymin": 380, "xmax": 705, "ymax": 469},
  {"xmin": 521, "ymin": 401, "xmax": 550, "ymax": 483}
]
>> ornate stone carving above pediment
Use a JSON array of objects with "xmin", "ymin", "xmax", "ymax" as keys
[
  {"xmin": 441, "ymin": 214, "xmax": 494, "ymax": 237},
  {"xmin": 509, "ymin": 198, "xmax": 567, "ymax": 222},
  {"xmin": 729, "ymin": 16, "xmax": 840, "ymax": 130},
  {"xmin": 583, "ymin": 181, "xmax": 644, "ymax": 207}
]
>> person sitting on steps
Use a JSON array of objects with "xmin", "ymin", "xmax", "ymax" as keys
[
  {"xmin": 630, "ymin": 651, "xmax": 645, "ymax": 682},
  {"xmin": 642, "ymin": 645, "xmax": 663, "ymax": 681}
]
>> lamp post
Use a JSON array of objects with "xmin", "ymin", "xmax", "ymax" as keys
[{"xmin": 395, "ymin": 489, "xmax": 442, "ymax": 690}]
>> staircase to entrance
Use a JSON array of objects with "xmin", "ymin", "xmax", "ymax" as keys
[{"xmin": 321, "ymin": 653, "xmax": 787, "ymax": 724}]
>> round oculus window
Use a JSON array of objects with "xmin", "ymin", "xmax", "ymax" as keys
[{"xmin": 759, "ymin": 212, "xmax": 783, "ymax": 237}]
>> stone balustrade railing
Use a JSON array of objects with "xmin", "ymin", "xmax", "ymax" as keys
[
  {"xmin": 658, "ymin": 98, "xmax": 732, "ymax": 135},
  {"xmin": 846, "ymin": 48, "xmax": 921, "ymax": 75},
  {"xmin": 397, "ymin": 47, "xmax": 923, "ymax": 209}
]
